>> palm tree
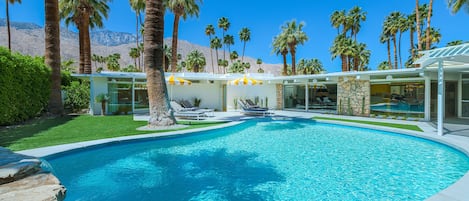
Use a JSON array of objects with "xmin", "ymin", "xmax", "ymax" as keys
[
  {"xmin": 205, "ymin": 24, "xmax": 215, "ymax": 71},
  {"xmin": 60, "ymin": 0, "xmax": 111, "ymax": 74},
  {"xmin": 230, "ymin": 51, "xmax": 239, "ymax": 62},
  {"xmin": 6, "ymin": 0, "xmax": 22, "ymax": 51},
  {"xmin": 163, "ymin": 44, "xmax": 171, "ymax": 71},
  {"xmin": 223, "ymin": 34, "xmax": 234, "ymax": 62},
  {"xmin": 378, "ymin": 61, "xmax": 391, "ymax": 70},
  {"xmin": 167, "ymin": 0, "xmax": 201, "ymax": 72},
  {"xmin": 272, "ymin": 33, "xmax": 289, "ymax": 75},
  {"xmin": 330, "ymin": 10, "xmax": 346, "ymax": 34},
  {"xmin": 421, "ymin": 27, "xmax": 441, "ymax": 48},
  {"xmin": 415, "ymin": 0, "xmax": 421, "ymax": 52},
  {"xmin": 396, "ymin": 12, "xmax": 408, "ymax": 69},
  {"xmin": 144, "ymin": 0, "xmax": 175, "ymax": 127},
  {"xmin": 239, "ymin": 27, "xmax": 251, "ymax": 62},
  {"xmin": 129, "ymin": 47, "xmax": 140, "ymax": 69},
  {"xmin": 448, "ymin": 0, "xmax": 469, "ymax": 13},
  {"xmin": 129, "ymin": 0, "xmax": 145, "ymax": 57},
  {"xmin": 330, "ymin": 35, "xmax": 350, "ymax": 71},
  {"xmin": 210, "ymin": 37, "xmax": 222, "ymax": 73},
  {"xmin": 425, "ymin": 0, "xmax": 434, "ymax": 50},
  {"xmin": 45, "ymin": 0, "xmax": 63, "ymax": 115},
  {"xmin": 354, "ymin": 43, "xmax": 371, "ymax": 71},
  {"xmin": 447, "ymin": 40, "xmax": 464, "ymax": 46},
  {"xmin": 282, "ymin": 20, "xmax": 308, "ymax": 75},
  {"xmin": 348, "ymin": 6, "xmax": 366, "ymax": 41},
  {"xmin": 256, "ymin": 58, "xmax": 263, "ymax": 73},
  {"xmin": 380, "ymin": 33, "xmax": 393, "ymax": 70},
  {"xmin": 384, "ymin": 12, "xmax": 401, "ymax": 69},
  {"xmin": 218, "ymin": 17, "xmax": 230, "ymax": 61},
  {"xmin": 407, "ymin": 13, "xmax": 416, "ymax": 60},
  {"xmin": 310, "ymin": 58, "xmax": 324, "ymax": 74},
  {"xmin": 186, "ymin": 50, "xmax": 206, "ymax": 72}
]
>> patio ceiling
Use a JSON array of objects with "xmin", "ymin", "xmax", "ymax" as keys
[{"xmin": 414, "ymin": 43, "xmax": 469, "ymax": 72}]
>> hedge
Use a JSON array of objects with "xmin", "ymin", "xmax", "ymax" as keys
[{"xmin": 0, "ymin": 47, "xmax": 51, "ymax": 126}]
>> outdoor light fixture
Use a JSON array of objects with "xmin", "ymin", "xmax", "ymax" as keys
[
  {"xmin": 386, "ymin": 75, "xmax": 393, "ymax": 80},
  {"xmin": 356, "ymin": 75, "xmax": 361, "ymax": 80},
  {"xmin": 419, "ymin": 72, "xmax": 425, "ymax": 77},
  {"xmin": 313, "ymin": 79, "xmax": 318, "ymax": 83},
  {"xmin": 326, "ymin": 77, "xmax": 330, "ymax": 81}
]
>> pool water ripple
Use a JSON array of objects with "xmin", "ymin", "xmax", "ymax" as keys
[{"xmin": 47, "ymin": 119, "xmax": 469, "ymax": 201}]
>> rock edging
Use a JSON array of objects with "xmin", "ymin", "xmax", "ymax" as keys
[{"xmin": 0, "ymin": 147, "xmax": 66, "ymax": 201}]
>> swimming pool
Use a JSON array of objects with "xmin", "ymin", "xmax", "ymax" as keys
[
  {"xmin": 46, "ymin": 118, "xmax": 469, "ymax": 200},
  {"xmin": 371, "ymin": 102, "xmax": 424, "ymax": 114}
]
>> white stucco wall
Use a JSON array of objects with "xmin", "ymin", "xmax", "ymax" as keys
[
  {"xmin": 226, "ymin": 84, "xmax": 277, "ymax": 111},
  {"xmin": 91, "ymin": 77, "xmax": 108, "ymax": 115},
  {"xmin": 169, "ymin": 81, "xmax": 222, "ymax": 111}
]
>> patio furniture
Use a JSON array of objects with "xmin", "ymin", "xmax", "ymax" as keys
[
  {"xmin": 170, "ymin": 101, "xmax": 207, "ymax": 120},
  {"xmin": 180, "ymin": 100, "xmax": 215, "ymax": 117},
  {"xmin": 244, "ymin": 99, "xmax": 268, "ymax": 110},
  {"xmin": 238, "ymin": 100, "xmax": 273, "ymax": 116}
]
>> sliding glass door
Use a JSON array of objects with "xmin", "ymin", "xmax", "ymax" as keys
[{"xmin": 462, "ymin": 79, "xmax": 469, "ymax": 117}]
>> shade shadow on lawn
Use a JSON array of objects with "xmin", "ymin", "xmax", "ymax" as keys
[{"xmin": 0, "ymin": 115, "xmax": 75, "ymax": 148}]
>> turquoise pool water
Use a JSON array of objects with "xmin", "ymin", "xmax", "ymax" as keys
[
  {"xmin": 47, "ymin": 118, "xmax": 469, "ymax": 201},
  {"xmin": 371, "ymin": 102, "xmax": 424, "ymax": 114}
]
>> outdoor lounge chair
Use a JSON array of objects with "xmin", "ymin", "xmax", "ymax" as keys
[
  {"xmin": 180, "ymin": 100, "xmax": 215, "ymax": 116},
  {"xmin": 170, "ymin": 101, "xmax": 207, "ymax": 120},
  {"xmin": 238, "ymin": 99, "xmax": 273, "ymax": 116},
  {"xmin": 245, "ymin": 99, "xmax": 268, "ymax": 110}
]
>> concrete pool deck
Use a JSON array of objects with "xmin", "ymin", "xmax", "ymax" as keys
[{"xmin": 17, "ymin": 110, "xmax": 469, "ymax": 201}]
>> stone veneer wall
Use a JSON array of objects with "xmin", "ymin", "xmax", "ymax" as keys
[
  {"xmin": 276, "ymin": 84, "xmax": 283, "ymax": 109},
  {"xmin": 337, "ymin": 76, "xmax": 370, "ymax": 116}
]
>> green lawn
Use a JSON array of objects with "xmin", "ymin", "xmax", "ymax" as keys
[
  {"xmin": 313, "ymin": 116, "xmax": 423, "ymax": 132},
  {"xmin": 0, "ymin": 115, "xmax": 226, "ymax": 151}
]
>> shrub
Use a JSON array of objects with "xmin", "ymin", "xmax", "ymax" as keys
[
  {"xmin": 64, "ymin": 81, "xmax": 90, "ymax": 113},
  {"xmin": 0, "ymin": 47, "xmax": 51, "ymax": 125}
]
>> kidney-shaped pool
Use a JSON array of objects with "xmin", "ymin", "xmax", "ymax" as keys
[{"xmin": 46, "ymin": 118, "xmax": 469, "ymax": 200}]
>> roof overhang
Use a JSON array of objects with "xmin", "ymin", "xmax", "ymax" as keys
[{"xmin": 414, "ymin": 43, "xmax": 469, "ymax": 72}]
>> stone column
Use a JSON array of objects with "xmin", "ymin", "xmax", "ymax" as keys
[
  {"xmin": 276, "ymin": 84, "xmax": 283, "ymax": 110},
  {"xmin": 337, "ymin": 76, "xmax": 370, "ymax": 116}
]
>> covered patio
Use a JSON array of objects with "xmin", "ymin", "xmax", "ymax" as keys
[{"xmin": 414, "ymin": 43, "xmax": 469, "ymax": 135}]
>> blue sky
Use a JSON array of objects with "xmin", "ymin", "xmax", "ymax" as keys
[{"xmin": 2, "ymin": 0, "xmax": 468, "ymax": 72}]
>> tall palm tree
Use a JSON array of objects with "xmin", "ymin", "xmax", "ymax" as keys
[
  {"xmin": 129, "ymin": 0, "xmax": 145, "ymax": 58},
  {"xmin": 239, "ymin": 27, "xmax": 251, "ymax": 62},
  {"xmin": 421, "ymin": 27, "xmax": 441, "ymax": 48},
  {"xmin": 354, "ymin": 42, "xmax": 371, "ymax": 71},
  {"xmin": 448, "ymin": 0, "xmax": 469, "ymax": 13},
  {"xmin": 330, "ymin": 35, "xmax": 352, "ymax": 71},
  {"xmin": 45, "ymin": 0, "xmax": 63, "ymax": 115},
  {"xmin": 210, "ymin": 36, "xmax": 222, "ymax": 73},
  {"xmin": 272, "ymin": 33, "xmax": 289, "ymax": 75},
  {"xmin": 144, "ymin": 0, "xmax": 175, "ymax": 127},
  {"xmin": 384, "ymin": 12, "xmax": 401, "ymax": 69},
  {"xmin": 282, "ymin": 20, "xmax": 308, "ymax": 75},
  {"xmin": 396, "ymin": 12, "xmax": 408, "ymax": 69},
  {"xmin": 380, "ymin": 33, "xmax": 392, "ymax": 70},
  {"xmin": 217, "ymin": 17, "xmax": 230, "ymax": 61},
  {"xmin": 205, "ymin": 24, "xmax": 215, "ymax": 71},
  {"xmin": 186, "ymin": 50, "xmax": 206, "ymax": 72},
  {"xmin": 167, "ymin": 0, "xmax": 201, "ymax": 72},
  {"xmin": 256, "ymin": 58, "xmax": 263, "ymax": 73},
  {"xmin": 223, "ymin": 34, "xmax": 234, "ymax": 62},
  {"xmin": 447, "ymin": 40, "xmax": 463, "ymax": 46},
  {"xmin": 6, "ymin": 0, "xmax": 22, "ymax": 51},
  {"xmin": 230, "ymin": 51, "xmax": 239, "ymax": 62},
  {"xmin": 407, "ymin": 13, "xmax": 416, "ymax": 60},
  {"xmin": 348, "ymin": 6, "xmax": 366, "ymax": 41},
  {"xmin": 60, "ymin": 0, "xmax": 111, "ymax": 74},
  {"xmin": 129, "ymin": 47, "xmax": 140, "ymax": 68},
  {"xmin": 425, "ymin": 0, "xmax": 434, "ymax": 50},
  {"xmin": 310, "ymin": 58, "xmax": 324, "ymax": 74},
  {"xmin": 330, "ymin": 10, "xmax": 346, "ymax": 34},
  {"xmin": 162, "ymin": 44, "xmax": 171, "ymax": 71}
]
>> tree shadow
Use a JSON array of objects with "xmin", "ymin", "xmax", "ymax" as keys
[
  {"xmin": 0, "ymin": 115, "xmax": 75, "ymax": 148},
  {"xmin": 124, "ymin": 148, "xmax": 285, "ymax": 200}
]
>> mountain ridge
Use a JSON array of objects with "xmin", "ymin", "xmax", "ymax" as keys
[{"xmin": 0, "ymin": 19, "xmax": 282, "ymax": 75}]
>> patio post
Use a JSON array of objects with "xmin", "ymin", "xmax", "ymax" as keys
[
  {"xmin": 437, "ymin": 60, "xmax": 444, "ymax": 136},
  {"xmin": 424, "ymin": 74, "xmax": 431, "ymax": 121},
  {"xmin": 132, "ymin": 77, "xmax": 135, "ymax": 114},
  {"xmin": 89, "ymin": 76, "xmax": 95, "ymax": 115},
  {"xmin": 305, "ymin": 83, "xmax": 309, "ymax": 111}
]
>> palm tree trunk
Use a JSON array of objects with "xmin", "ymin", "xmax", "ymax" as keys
[
  {"xmin": 6, "ymin": 1, "xmax": 11, "ymax": 51},
  {"xmin": 282, "ymin": 53, "xmax": 287, "ymax": 75},
  {"xmin": 170, "ymin": 14, "xmax": 180, "ymax": 73},
  {"xmin": 392, "ymin": 35, "xmax": 398, "ymax": 69},
  {"xmin": 387, "ymin": 39, "xmax": 392, "ymax": 69},
  {"xmin": 415, "ymin": 0, "xmax": 422, "ymax": 51},
  {"xmin": 83, "ymin": 14, "xmax": 92, "ymax": 74},
  {"xmin": 398, "ymin": 32, "xmax": 403, "ymax": 69},
  {"xmin": 410, "ymin": 27, "xmax": 415, "ymax": 60},
  {"xmin": 45, "ymin": 0, "xmax": 63, "ymax": 115},
  {"xmin": 215, "ymin": 48, "xmax": 220, "ymax": 73},
  {"xmin": 291, "ymin": 50, "xmax": 296, "ymax": 75},
  {"xmin": 78, "ymin": 22, "xmax": 85, "ymax": 74},
  {"xmin": 144, "ymin": 0, "xmax": 176, "ymax": 127},
  {"xmin": 426, "ymin": 0, "xmax": 433, "ymax": 50},
  {"xmin": 209, "ymin": 36, "xmax": 214, "ymax": 73},
  {"xmin": 242, "ymin": 42, "xmax": 246, "ymax": 62},
  {"xmin": 341, "ymin": 54, "xmax": 347, "ymax": 72}
]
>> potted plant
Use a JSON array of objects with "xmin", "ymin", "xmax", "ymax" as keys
[{"xmin": 95, "ymin": 93, "xmax": 110, "ymax": 116}]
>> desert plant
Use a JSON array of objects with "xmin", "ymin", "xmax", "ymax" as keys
[
  {"xmin": 64, "ymin": 81, "xmax": 90, "ymax": 113},
  {"xmin": 95, "ymin": 93, "xmax": 110, "ymax": 116},
  {"xmin": 194, "ymin": 97, "xmax": 202, "ymax": 107},
  {"xmin": 233, "ymin": 98, "xmax": 238, "ymax": 110},
  {"xmin": 254, "ymin": 96, "xmax": 259, "ymax": 105},
  {"xmin": 265, "ymin": 97, "xmax": 269, "ymax": 108}
]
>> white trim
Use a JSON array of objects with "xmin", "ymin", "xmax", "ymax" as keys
[{"xmin": 437, "ymin": 60, "xmax": 444, "ymax": 136}]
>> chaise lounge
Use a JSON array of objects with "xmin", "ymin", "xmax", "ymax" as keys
[
  {"xmin": 170, "ymin": 101, "xmax": 207, "ymax": 120},
  {"xmin": 238, "ymin": 99, "xmax": 273, "ymax": 116}
]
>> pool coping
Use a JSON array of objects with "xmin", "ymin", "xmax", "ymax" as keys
[{"xmin": 16, "ymin": 113, "xmax": 469, "ymax": 201}]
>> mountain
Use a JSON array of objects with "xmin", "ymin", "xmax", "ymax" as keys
[{"xmin": 0, "ymin": 19, "xmax": 282, "ymax": 75}]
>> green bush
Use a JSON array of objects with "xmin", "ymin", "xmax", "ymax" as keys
[
  {"xmin": 0, "ymin": 47, "xmax": 51, "ymax": 125},
  {"xmin": 64, "ymin": 81, "xmax": 90, "ymax": 112}
]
